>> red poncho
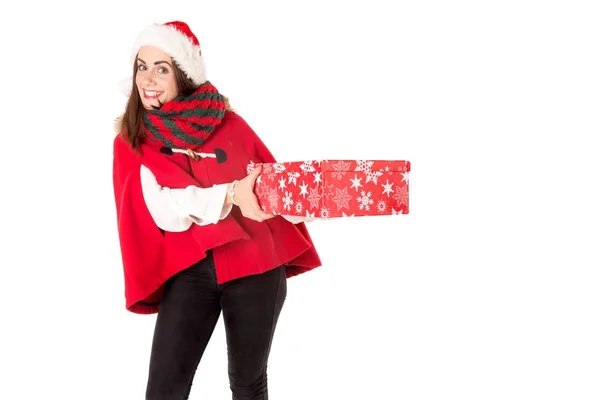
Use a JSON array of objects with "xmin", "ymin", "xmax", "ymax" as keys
[{"xmin": 112, "ymin": 111, "xmax": 322, "ymax": 314}]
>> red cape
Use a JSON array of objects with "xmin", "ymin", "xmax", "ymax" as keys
[{"xmin": 112, "ymin": 111, "xmax": 322, "ymax": 314}]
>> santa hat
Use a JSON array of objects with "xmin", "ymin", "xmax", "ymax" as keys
[{"xmin": 119, "ymin": 21, "xmax": 207, "ymax": 95}]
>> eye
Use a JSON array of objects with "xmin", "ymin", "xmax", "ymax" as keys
[
  {"xmin": 158, "ymin": 66, "xmax": 169, "ymax": 74},
  {"xmin": 137, "ymin": 64, "xmax": 147, "ymax": 71}
]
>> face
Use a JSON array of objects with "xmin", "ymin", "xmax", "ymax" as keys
[{"xmin": 135, "ymin": 46, "xmax": 179, "ymax": 110}]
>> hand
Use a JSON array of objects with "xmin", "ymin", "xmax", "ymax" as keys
[{"xmin": 232, "ymin": 164, "xmax": 276, "ymax": 222}]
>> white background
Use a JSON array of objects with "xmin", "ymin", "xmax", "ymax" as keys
[{"xmin": 1, "ymin": 1, "xmax": 599, "ymax": 399}]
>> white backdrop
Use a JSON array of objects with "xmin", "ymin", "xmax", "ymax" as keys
[{"xmin": 1, "ymin": 1, "xmax": 599, "ymax": 399}]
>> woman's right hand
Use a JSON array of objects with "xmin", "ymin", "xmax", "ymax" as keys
[{"xmin": 231, "ymin": 164, "xmax": 276, "ymax": 222}]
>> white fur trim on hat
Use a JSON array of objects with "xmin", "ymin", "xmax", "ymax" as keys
[
  {"xmin": 131, "ymin": 23, "xmax": 207, "ymax": 86},
  {"xmin": 118, "ymin": 77, "xmax": 133, "ymax": 96}
]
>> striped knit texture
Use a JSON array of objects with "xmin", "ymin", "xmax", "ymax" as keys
[{"xmin": 142, "ymin": 81, "xmax": 226, "ymax": 150}]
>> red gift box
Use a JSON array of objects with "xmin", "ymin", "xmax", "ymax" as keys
[{"xmin": 247, "ymin": 160, "xmax": 410, "ymax": 219}]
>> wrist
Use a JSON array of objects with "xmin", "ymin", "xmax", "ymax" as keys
[{"xmin": 227, "ymin": 180, "xmax": 239, "ymax": 206}]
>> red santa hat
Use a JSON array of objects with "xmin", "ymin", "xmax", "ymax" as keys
[{"xmin": 119, "ymin": 21, "xmax": 207, "ymax": 95}]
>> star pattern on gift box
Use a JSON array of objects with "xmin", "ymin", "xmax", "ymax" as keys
[
  {"xmin": 283, "ymin": 191, "xmax": 294, "ymax": 211},
  {"xmin": 300, "ymin": 161, "xmax": 316, "ymax": 174},
  {"xmin": 308, "ymin": 187, "xmax": 322, "ymax": 210},
  {"xmin": 278, "ymin": 177, "xmax": 287, "ymax": 190},
  {"xmin": 287, "ymin": 172, "xmax": 300, "ymax": 186},
  {"xmin": 331, "ymin": 160, "xmax": 351, "ymax": 180},
  {"xmin": 322, "ymin": 181, "xmax": 335, "ymax": 201},
  {"xmin": 357, "ymin": 190, "xmax": 374, "ymax": 211},
  {"xmin": 299, "ymin": 181, "xmax": 309, "ymax": 198},
  {"xmin": 393, "ymin": 185, "xmax": 408, "ymax": 207},
  {"xmin": 350, "ymin": 174, "xmax": 363, "ymax": 192},
  {"xmin": 253, "ymin": 159, "xmax": 410, "ymax": 218},
  {"xmin": 268, "ymin": 188, "xmax": 280, "ymax": 210},
  {"xmin": 332, "ymin": 187, "xmax": 352, "ymax": 211},
  {"xmin": 273, "ymin": 163, "xmax": 286, "ymax": 174},
  {"xmin": 255, "ymin": 181, "xmax": 269, "ymax": 199},
  {"xmin": 355, "ymin": 160, "xmax": 383, "ymax": 184},
  {"xmin": 320, "ymin": 207, "xmax": 331, "ymax": 219},
  {"xmin": 313, "ymin": 172, "xmax": 322, "ymax": 185},
  {"xmin": 376, "ymin": 200, "xmax": 388, "ymax": 213},
  {"xmin": 382, "ymin": 179, "xmax": 394, "ymax": 197}
]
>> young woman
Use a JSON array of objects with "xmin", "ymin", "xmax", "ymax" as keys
[{"xmin": 112, "ymin": 20, "xmax": 322, "ymax": 400}]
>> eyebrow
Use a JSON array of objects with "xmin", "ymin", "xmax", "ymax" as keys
[{"xmin": 136, "ymin": 58, "xmax": 173, "ymax": 67}]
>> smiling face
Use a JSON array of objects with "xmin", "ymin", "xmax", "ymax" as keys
[{"xmin": 135, "ymin": 46, "xmax": 179, "ymax": 109}]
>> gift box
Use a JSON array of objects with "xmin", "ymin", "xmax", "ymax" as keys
[{"xmin": 247, "ymin": 160, "xmax": 410, "ymax": 219}]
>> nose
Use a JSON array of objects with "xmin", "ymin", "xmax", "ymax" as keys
[{"xmin": 143, "ymin": 73, "xmax": 157, "ymax": 86}]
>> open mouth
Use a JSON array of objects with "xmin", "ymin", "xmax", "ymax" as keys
[{"xmin": 143, "ymin": 89, "xmax": 164, "ymax": 100}]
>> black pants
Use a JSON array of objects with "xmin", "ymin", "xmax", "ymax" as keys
[{"xmin": 145, "ymin": 251, "xmax": 287, "ymax": 400}]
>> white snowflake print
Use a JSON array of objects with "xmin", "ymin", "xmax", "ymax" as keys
[
  {"xmin": 283, "ymin": 191, "xmax": 294, "ymax": 211},
  {"xmin": 246, "ymin": 160, "xmax": 256, "ymax": 175},
  {"xmin": 341, "ymin": 212, "xmax": 355, "ymax": 217},
  {"xmin": 365, "ymin": 169, "xmax": 383, "ymax": 185},
  {"xmin": 268, "ymin": 188, "xmax": 280, "ymax": 210},
  {"xmin": 331, "ymin": 160, "xmax": 351, "ymax": 180},
  {"xmin": 262, "ymin": 163, "xmax": 273, "ymax": 175},
  {"xmin": 278, "ymin": 177, "xmax": 287, "ymax": 190},
  {"xmin": 355, "ymin": 160, "xmax": 383, "ymax": 184},
  {"xmin": 273, "ymin": 163, "xmax": 286, "ymax": 174},
  {"xmin": 355, "ymin": 160, "xmax": 374, "ymax": 172},
  {"xmin": 295, "ymin": 202, "xmax": 303, "ymax": 214},
  {"xmin": 320, "ymin": 207, "xmax": 330, "ymax": 219},
  {"xmin": 287, "ymin": 172, "xmax": 300, "ymax": 186},
  {"xmin": 300, "ymin": 161, "xmax": 315, "ymax": 174},
  {"xmin": 401, "ymin": 171, "xmax": 409, "ymax": 183},
  {"xmin": 392, "ymin": 185, "xmax": 408, "ymax": 208},
  {"xmin": 307, "ymin": 187, "xmax": 323, "ymax": 210},
  {"xmin": 376, "ymin": 200, "xmax": 387, "ymax": 213},
  {"xmin": 263, "ymin": 163, "xmax": 276, "ymax": 181},
  {"xmin": 332, "ymin": 187, "xmax": 352, "ymax": 211},
  {"xmin": 321, "ymin": 181, "xmax": 335, "ymax": 201},
  {"xmin": 381, "ymin": 179, "xmax": 394, "ymax": 197},
  {"xmin": 350, "ymin": 174, "xmax": 363, "ymax": 192},
  {"xmin": 391, "ymin": 207, "xmax": 401, "ymax": 215},
  {"xmin": 313, "ymin": 171, "xmax": 322, "ymax": 185},
  {"xmin": 299, "ymin": 181, "xmax": 309, "ymax": 198},
  {"xmin": 255, "ymin": 182, "xmax": 269, "ymax": 199},
  {"xmin": 357, "ymin": 190, "xmax": 374, "ymax": 211}
]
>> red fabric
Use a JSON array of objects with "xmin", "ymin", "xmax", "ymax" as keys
[
  {"xmin": 250, "ymin": 160, "xmax": 411, "ymax": 218},
  {"xmin": 165, "ymin": 21, "xmax": 200, "ymax": 46},
  {"xmin": 112, "ymin": 111, "xmax": 322, "ymax": 314}
]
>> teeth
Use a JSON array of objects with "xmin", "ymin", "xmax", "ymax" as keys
[{"xmin": 144, "ymin": 90, "xmax": 162, "ymax": 98}]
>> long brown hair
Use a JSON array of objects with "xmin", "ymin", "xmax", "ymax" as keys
[{"xmin": 116, "ymin": 55, "xmax": 231, "ymax": 151}]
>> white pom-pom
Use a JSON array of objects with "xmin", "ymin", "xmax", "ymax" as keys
[{"xmin": 118, "ymin": 76, "xmax": 133, "ymax": 96}]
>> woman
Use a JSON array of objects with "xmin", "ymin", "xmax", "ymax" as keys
[{"xmin": 112, "ymin": 21, "xmax": 322, "ymax": 400}]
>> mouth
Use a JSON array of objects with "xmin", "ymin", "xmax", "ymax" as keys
[{"xmin": 142, "ymin": 89, "xmax": 164, "ymax": 100}]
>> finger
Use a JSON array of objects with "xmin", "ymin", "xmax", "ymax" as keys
[
  {"xmin": 258, "ymin": 211, "xmax": 275, "ymax": 220},
  {"xmin": 249, "ymin": 165, "xmax": 262, "ymax": 184}
]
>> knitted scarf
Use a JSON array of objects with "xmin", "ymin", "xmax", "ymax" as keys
[{"xmin": 142, "ymin": 81, "xmax": 226, "ymax": 151}]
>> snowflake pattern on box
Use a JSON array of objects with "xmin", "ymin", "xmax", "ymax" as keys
[{"xmin": 247, "ymin": 160, "xmax": 410, "ymax": 219}]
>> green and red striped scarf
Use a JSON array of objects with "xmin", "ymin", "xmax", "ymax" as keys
[{"xmin": 142, "ymin": 81, "xmax": 226, "ymax": 150}]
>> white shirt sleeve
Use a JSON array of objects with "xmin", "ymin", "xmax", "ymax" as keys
[{"xmin": 140, "ymin": 164, "xmax": 234, "ymax": 232}]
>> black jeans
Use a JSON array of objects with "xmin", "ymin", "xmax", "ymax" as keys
[{"xmin": 145, "ymin": 251, "xmax": 287, "ymax": 400}]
